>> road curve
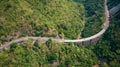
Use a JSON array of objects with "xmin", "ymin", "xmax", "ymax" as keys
[{"xmin": 0, "ymin": 0, "xmax": 110, "ymax": 51}]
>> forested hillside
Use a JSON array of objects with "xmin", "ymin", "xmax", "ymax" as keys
[
  {"xmin": 0, "ymin": 40, "xmax": 98, "ymax": 67},
  {"xmin": 92, "ymin": 0, "xmax": 120, "ymax": 66},
  {"xmin": 93, "ymin": 14, "xmax": 120, "ymax": 67},
  {"xmin": 82, "ymin": 0, "xmax": 105, "ymax": 37},
  {"xmin": 0, "ymin": 0, "xmax": 85, "ymax": 44},
  {"xmin": 0, "ymin": 0, "xmax": 120, "ymax": 67}
]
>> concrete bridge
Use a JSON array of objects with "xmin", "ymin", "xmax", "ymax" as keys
[{"xmin": 0, "ymin": 0, "xmax": 110, "ymax": 51}]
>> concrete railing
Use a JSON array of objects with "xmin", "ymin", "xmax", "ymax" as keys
[{"xmin": 0, "ymin": 0, "xmax": 110, "ymax": 51}]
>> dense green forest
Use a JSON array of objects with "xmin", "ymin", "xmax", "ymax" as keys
[
  {"xmin": 0, "ymin": 0, "xmax": 105, "ymax": 44},
  {"xmin": 0, "ymin": 0, "xmax": 120, "ymax": 67},
  {"xmin": 92, "ymin": 15, "xmax": 120, "ymax": 67},
  {"xmin": 0, "ymin": 0, "xmax": 85, "ymax": 44},
  {"xmin": 81, "ymin": 0, "xmax": 105, "ymax": 37},
  {"xmin": 0, "ymin": 40, "xmax": 98, "ymax": 67},
  {"xmin": 0, "ymin": 13, "xmax": 119, "ymax": 67},
  {"xmin": 93, "ymin": 0, "xmax": 120, "ymax": 66}
]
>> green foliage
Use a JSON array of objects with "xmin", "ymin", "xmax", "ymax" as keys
[
  {"xmin": 93, "ymin": 12, "xmax": 120, "ymax": 67},
  {"xmin": 1, "ymin": 0, "xmax": 120, "ymax": 67},
  {"xmin": 82, "ymin": 0, "xmax": 105, "ymax": 37},
  {"xmin": 47, "ymin": 53, "xmax": 57, "ymax": 63},
  {"xmin": 0, "ymin": 40, "xmax": 98, "ymax": 67},
  {"xmin": 10, "ymin": 43, "xmax": 18, "ymax": 52},
  {"xmin": 0, "ymin": 0, "xmax": 85, "ymax": 43}
]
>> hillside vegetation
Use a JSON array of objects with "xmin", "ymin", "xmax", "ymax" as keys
[
  {"xmin": 0, "ymin": 40, "xmax": 97, "ymax": 67},
  {"xmin": 0, "ymin": 0, "xmax": 85, "ymax": 44},
  {"xmin": 0, "ymin": 0, "xmax": 106, "ymax": 44},
  {"xmin": 93, "ymin": 16, "xmax": 120, "ymax": 67},
  {"xmin": 0, "ymin": 0, "xmax": 120, "ymax": 67},
  {"xmin": 82, "ymin": 0, "xmax": 105, "ymax": 37}
]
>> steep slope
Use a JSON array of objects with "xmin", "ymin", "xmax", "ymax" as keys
[
  {"xmin": 82, "ymin": 0, "xmax": 105, "ymax": 37},
  {"xmin": 0, "ymin": 40, "xmax": 98, "ymax": 67},
  {"xmin": 93, "ymin": 0, "xmax": 120, "ymax": 66},
  {"xmin": 0, "ymin": 0, "xmax": 85, "ymax": 44}
]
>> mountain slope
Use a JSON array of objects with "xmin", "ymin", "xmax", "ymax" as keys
[{"xmin": 0, "ymin": 0, "xmax": 85, "ymax": 44}]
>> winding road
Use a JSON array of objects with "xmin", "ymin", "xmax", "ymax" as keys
[{"xmin": 0, "ymin": 0, "xmax": 110, "ymax": 51}]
